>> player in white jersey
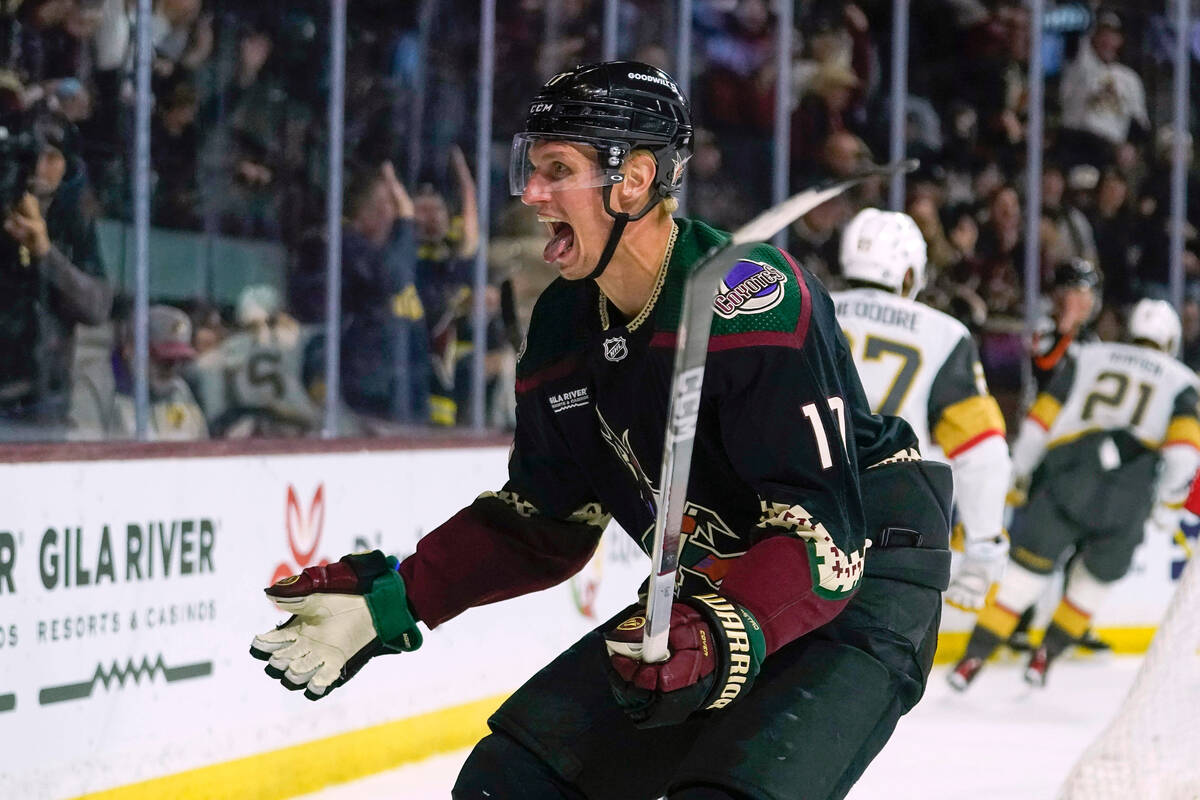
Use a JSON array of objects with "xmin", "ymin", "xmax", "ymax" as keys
[
  {"xmin": 833, "ymin": 209, "xmax": 1011, "ymax": 611},
  {"xmin": 950, "ymin": 299, "xmax": 1200, "ymax": 690},
  {"xmin": 1010, "ymin": 258, "xmax": 1108, "ymax": 654}
]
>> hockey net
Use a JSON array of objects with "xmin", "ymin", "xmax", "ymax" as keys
[{"xmin": 1058, "ymin": 554, "xmax": 1200, "ymax": 799}]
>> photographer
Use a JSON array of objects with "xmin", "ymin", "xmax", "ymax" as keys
[{"xmin": 0, "ymin": 110, "xmax": 111, "ymax": 437}]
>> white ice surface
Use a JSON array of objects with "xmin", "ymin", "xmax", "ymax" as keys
[{"xmin": 293, "ymin": 656, "xmax": 1141, "ymax": 800}]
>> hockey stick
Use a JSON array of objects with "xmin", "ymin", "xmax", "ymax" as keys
[{"xmin": 641, "ymin": 159, "xmax": 919, "ymax": 663}]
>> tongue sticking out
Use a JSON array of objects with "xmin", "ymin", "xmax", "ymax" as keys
[{"xmin": 543, "ymin": 223, "xmax": 575, "ymax": 263}]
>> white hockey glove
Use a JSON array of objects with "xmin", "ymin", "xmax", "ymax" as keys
[
  {"xmin": 945, "ymin": 534, "xmax": 1009, "ymax": 612},
  {"xmin": 250, "ymin": 551, "xmax": 422, "ymax": 700}
]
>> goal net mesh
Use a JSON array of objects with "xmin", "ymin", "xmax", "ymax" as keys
[{"xmin": 1059, "ymin": 554, "xmax": 1200, "ymax": 799}]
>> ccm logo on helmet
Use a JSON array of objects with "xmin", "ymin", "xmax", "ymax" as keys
[
  {"xmin": 628, "ymin": 72, "xmax": 677, "ymax": 92},
  {"xmin": 530, "ymin": 102, "xmax": 554, "ymax": 114}
]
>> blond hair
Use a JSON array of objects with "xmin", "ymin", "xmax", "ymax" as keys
[{"xmin": 628, "ymin": 148, "xmax": 680, "ymax": 217}]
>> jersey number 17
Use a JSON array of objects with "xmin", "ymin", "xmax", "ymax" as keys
[
  {"xmin": 802, "ymin": 396, "xmax": 847, "ymax": 470},
  {"xmin": 842, "ymin": 332, "xmax": 922, "ymax": 416}
]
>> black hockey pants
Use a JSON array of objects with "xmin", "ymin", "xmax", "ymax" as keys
[
  {"xmin": 451, "ymin": 573, "xmax": 941, "ymax": 800},
  {"xmin": 453, "ymin": 460, "xmax": 951, "ymax": 800}
]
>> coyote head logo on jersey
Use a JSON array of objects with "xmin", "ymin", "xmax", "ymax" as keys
[
  {"xmin": 714, "ymin": 260, "xmax": 788, "ymax": 319},
  {"xmin": 632, "ymin": 501, "xmax": 747, "ymax": 592},
  {"xmin": 597, "ymin": 408, "xmax": 659, "ymax": 512}
]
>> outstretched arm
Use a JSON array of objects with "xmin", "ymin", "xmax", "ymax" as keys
[
  {"xmin": 450, "ymin": 145, "xmax": 479, "ymax": 260},
  {"xmin": 400, "ymin": 489, "xmax": 607, "ymax": 628},
  {"xmin": 252, "ymin": 350, "xmax": 607, "ymax": 698}
]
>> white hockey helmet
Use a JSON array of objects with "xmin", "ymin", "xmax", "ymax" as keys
[
  {"xmin": 1128, "ymin": 298, "xmax": 1182, "ymax": 356},
  {"xmin": 840, "ymin": 208, "xmax": 928, "ymax": 299}
]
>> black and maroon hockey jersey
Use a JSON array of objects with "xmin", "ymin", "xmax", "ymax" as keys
[{"xmin": 400, "ymin": 218, "xmax": 920, "ymax": 656}]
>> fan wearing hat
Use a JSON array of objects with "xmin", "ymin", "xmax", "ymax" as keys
[
  {"xmin": 68, "ymin": 305, "xmax": 207, "ymax": 441},
  {"xmin": 1059, "ymin": 9, "xmax": 1149, "ymax": 167},
  {"xmin": 794, "ymin": 62, "xmax": 863, "ymax": 173},
  {"xmin": 125, "ymin": 305, "xmax": 207, "ymax": 440}
]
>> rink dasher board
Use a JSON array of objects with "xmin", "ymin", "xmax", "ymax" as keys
[
  {"xmin": 0, "ymin": 446, "xmax": 1186, "ymax": 799},
  {"xmin": 0, "ymin": 446, "xmax": 631, "ymax": 799}
]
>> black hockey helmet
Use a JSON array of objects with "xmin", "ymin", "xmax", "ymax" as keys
[
  {"xmin": 511, "ymin": 61, "xmax": 694, "ymax": 280},
  {"xmin": 1053, "ymin": 258, "xmax": 1102, "ymax": 292},
  {"xmin": 510, "ymin": 61, "xmax": 693, "ymax": 202}
]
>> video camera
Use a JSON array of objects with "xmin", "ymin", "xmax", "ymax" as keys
[
  {"xmin": 0, "ymin": 123, "xmax": 40, "ymax": 213},
  {"xmin": 0, "ymin": 102, "xmax": 77, "ymax": 214}
]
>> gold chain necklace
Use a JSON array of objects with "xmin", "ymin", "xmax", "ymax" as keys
[{"xmin": 599, "ymin": 221, "xmax": 679, "ymax": 332}]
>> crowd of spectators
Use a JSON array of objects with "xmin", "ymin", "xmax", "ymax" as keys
[
  {"xmin": 0, "ymin": 0, "xmax": 1197, "ymax": 443},
  {"xmin": 684, "ymin": 0, "xmax": 1200, "ymax": 424}
]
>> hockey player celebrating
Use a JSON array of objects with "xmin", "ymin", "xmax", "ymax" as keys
[
  {"xmin": 250, "ymin": 62, "xmax": 953, "ymax": 800},
  {"xmin": 832, "ymin": 209, "xmax": 1011, "ymax": 612},
  {"xmin": 950, "ymin": 299, "xmax": 1200, "ymax": 690}
]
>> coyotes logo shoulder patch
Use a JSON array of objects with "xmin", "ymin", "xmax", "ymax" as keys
[{"xmin": 714, "ymin": 259, "xmax": 788, "ymax": 320}]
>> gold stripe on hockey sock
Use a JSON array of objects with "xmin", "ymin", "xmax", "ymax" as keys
[
  {"xmin": 1051, "ymin": 598, "xmax": 1093, "ymax": 639},
  {"xmin": 976, "ymin": 602, "xmax": 1021, "ymax": 640}
]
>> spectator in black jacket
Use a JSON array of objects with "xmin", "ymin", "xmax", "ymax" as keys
[
  {"xmin": 1092, "ymin": 169, "xmax": 1137, "ymax": 308},
  {"xmin": 0, "ymin": 110, "xmax": 111, "ymax": 438},
  {"xmin": 290, "ymin": 161, "xmax": 431, "ymax": 426}
]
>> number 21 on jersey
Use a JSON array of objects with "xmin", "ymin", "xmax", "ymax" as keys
[{"xmin": 1081, "ymin": 370, "xmax": 1154, "ymax": 426}]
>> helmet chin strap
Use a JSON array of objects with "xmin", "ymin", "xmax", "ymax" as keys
[{"xmin": 586, "ymin": 185, "xmax": 662, "ymax": 281}]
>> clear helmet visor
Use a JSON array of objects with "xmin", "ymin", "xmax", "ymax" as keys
[{"xmin": 508, "ymin": 134, "xmax": 628, "ymax": 197}]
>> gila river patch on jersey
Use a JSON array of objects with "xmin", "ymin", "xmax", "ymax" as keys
[{"xmin": 713, "ymin": 259, "xmax": 788, "ymax": 319}]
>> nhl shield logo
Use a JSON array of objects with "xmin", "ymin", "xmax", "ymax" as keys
[{"xmin": 603, "ymin": 336, "xmax": 628, "ymax": 362}]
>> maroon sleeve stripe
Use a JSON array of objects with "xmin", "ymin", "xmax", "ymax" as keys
[
  {"xmin": 399, "ymin": 505, "xmax": 599, "ymax": 628},
  {"xmin": 514, "ymin": 354, "xmax": 581, "ymax": 395}
]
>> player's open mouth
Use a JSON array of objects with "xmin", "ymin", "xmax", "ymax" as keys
[{"xmin": 539, "ymin": 216, "xmax": 575, "ymax": 264}]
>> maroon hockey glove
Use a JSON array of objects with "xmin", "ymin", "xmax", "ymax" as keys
[
  {"xmin": 249, "ymin": 551, "xmax": 422, "ymax": 700},
  {"xmin": 603, "ymin": 593, "xmax": 766, "ymax": 728}
]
